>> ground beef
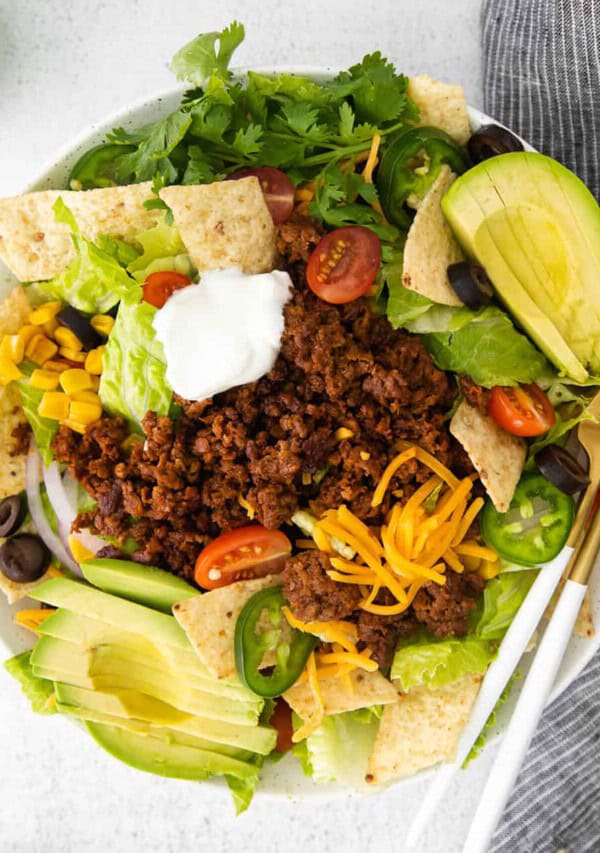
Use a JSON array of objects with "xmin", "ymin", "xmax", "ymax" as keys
[
  {"xmin": 412, "ymin": 571, "xmax": 485, "ymax": 637},
  {"xmin": 459, "ymin": 376, "xmax": 490, "ymax": 414},
  {"xmin": 357, "ymin": 589, "xmax": 419, "ymax": 670},
  {"xmin": 281, "ymin": 550, "xmax": 361, "ymax": 621},
  {"xmin": 276, "ymin": 210, "xmax": 323, "ymax": 263}
]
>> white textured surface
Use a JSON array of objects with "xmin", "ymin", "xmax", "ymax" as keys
[{"xmin": 0, "ymin": 2, "xmax": 492, "ymax": 851}]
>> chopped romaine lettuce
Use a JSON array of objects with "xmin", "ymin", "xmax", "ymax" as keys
[
  {"xmin": 16, "ymin": 380, "xmax": 58, "ymax": 466},
  {"xmin": 4, "ymin": 652, "xmax": 56, "ymax": 715},
  {"xmin": 39, "ymin": 199, "xmax": 141, "ymax": 313},
  {"xmin": 127, "ymin": 219, "xmax": 194, "ymax": 283},
  {"xmin": 96, "ymin": 234, "xmax": 141, "ymax": 267},
  {"xmin": 473, "ymin": 570, "xmax": 537, "ymax": 640},
  {"xmin": 292, "ymin": 708, "xmax": 382, "ymax": 789},
  {"xmin": 225, "ymin": 764, "xmax": 261, "ymax": 815},
  {"xmin": 99, "ymin": 298, "xmax": 172, "ymax": 430},
  {"xmin": 391, "ymin": 632, "xmax": 495, "ymax": 692}
]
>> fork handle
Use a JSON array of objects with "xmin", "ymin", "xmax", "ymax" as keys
[{"xmin": 463, "ymin": 579, "xmax": 587, "ymax": 853}]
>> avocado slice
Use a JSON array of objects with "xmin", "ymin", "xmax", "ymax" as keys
[
  {"xmin": 85, "ymin": 721, "xmax": 260, "ymax": 781},
  {"xmin": 31, "ymin": 636, "xmax": 261, "ymax": 724},
  {"xmin": 442, "ymin": 152, "xmax": 599, "ymax": 381},
  {"xmin": 80, "ymin": 558, "xmax": 200, "ymax": 613},
  {"xmin": 55, "ymin": 683, "xmax": 276, "ymax": 755},
  {"xmin": 29, "ymin": 578, "xmax": 190, "ymax": 650},
  {"xmin": 38, "ymin": 610, "xmax": 253, "ymax": 702}
]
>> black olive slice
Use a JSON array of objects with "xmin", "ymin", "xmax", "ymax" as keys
[
  {"xmin": 468, "ymin": 124, "xmax": 524, "ymax": 163},
  {"xmin": 534, "ymin": 445, "xmax": 591, "ymax": 495},
  {"xmin": 447, "ymin": 261, "xmax": 494, "ymax": 308},
  {"xmin": 56, "ymin": 306, "xmax": 103, "ymax": 351},
  {"xmin": 0, "ymin": 494, "xmax": 27, "ymax": 538},
  {"xmin": 0, "ymin": 534, "xmax": 50, "ymax": 583}
]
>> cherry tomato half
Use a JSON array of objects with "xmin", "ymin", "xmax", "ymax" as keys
[
  {"xmin": 270, "ymin": 698, "xmax": 294, "ymax": 752},
  {"xmin": 488, "ymin": 383, "xmax": 556, "ymax": 437},
  {"xmin": 194, "ymin": 525, "xmax": 292, "ymax": 590},
  {"xmin": 227, "ymin": 166, "xmax": 295, "ymax": 225},
  {"xmin": 142, "ymin": 271, "xmax": 192, "ymax": 309},
  {"xmin": 306, "ymin": 226, "xmax": 381, "ymax": 305}
]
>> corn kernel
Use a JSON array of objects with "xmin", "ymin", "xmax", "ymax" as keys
[
  {"xmin": 38, "ymin": 391, "xmax": 71, "ymax": 420},
  {"xmin": 84, "ymin": 346, "xmax": 104, "ymax": 375},
  {"xmin": 0, "ymin": 355, "xmax": 23, "ymax": 383},
  {"xmin": 478, "ymin": 559, "xmax": 501, "ymax": 580},
  {"xmin": 26, "ymin": 334, "xmax": 58, "ymax": 365},
  {"xmin": 301, "ymin": 472, "xmax": 312, "ymax": 486},
  {"xmin": 335, "ymin": 427, "xmax": 354, "ymax": 441},
  {"xmin": 63, "ymin": 419, "xmax": 87, "ymax": 435},
  {"xmin": 44, "ymin": 359, "xmax": 72, "ymax": 372},
  {"xmin": 43, "ymin": 317, "xmax": 59, "ymax": 337},
  {"xmin": 60, "ymin": 368, "xmax": 94, "ymax": 395},
  {"xmin": 359, "ymin": 451, "xmax": 371, "ymax": 461},
  {"xmin": 90, "ymin": 374, "xmax": 100, "ymax": 391},
  {"xmin": 91, "ymin": 315, "xmax": 115, "ymax": 336},
  {"xmin": 30, "ymin": 369, "xmax": 60, "ymax": 391},
  {"xmin": 18, "ymin": 325, "xmax": 40, "ymax": 347},
  {"xmin": 28, "ymin": 302, "xmax": 62, "ymax": 325},
  {"xmin": 0, "ymin": 334, "xmax": 25, "ymax": 363},
  {"xmin": 69, "ymin": 400, "xmax": 102, "ymax": 425},
  {"xmin": 72, "ymin": 390, "xmax": 100, "ymax": 405},
  {"xmin": 54, "ymin": 326, "xmax": 83, "ymax": 351},
  {"xmin": 58, "ymin": 346, "xmax": 86, "ymax": 363}
]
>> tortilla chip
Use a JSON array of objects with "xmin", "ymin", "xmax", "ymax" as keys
[
  {"xmin": 365, "ymin": 674, "xmax": 481, "ymax": 786},
  {"xmin": 409, "ymin": 74, "xmax": 471, "ymax": 146},
  {"xmin": 0, "ymin": 183, "xmax": 159, "ymax": 282},
  {"xmin": 0, "ymin": 287, "xmax": 31, "ymax": 502},
  {"xmin": 0, "ymin": 562, "xmax": 58, "ymax": 606},
  {"xmin": 402, "ymin": 166, "xmax": 464, "ymax": 306},
  {"xmin": 545, "ymin": 577, "xmax": 595, "ymax": 639},
  {"xmin": 284, "ymin": 669, "xmax": 398, "ymax": 719},
  {"xmin": 172, "ymin": 575, "xmax": 282, "ymax": 679},
  {"xmin": 450, "ymin": 401, "xmax": 527, "ymax": 512},
  {"xmin": 160, "ymin": 178, "xmax": 277, "ymax": 274}
]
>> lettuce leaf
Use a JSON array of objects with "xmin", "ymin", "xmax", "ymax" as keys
[
  {"xmin": 4, "ymin": 651, "xmax": 56, "ymax": 714},
  {"xmin": 39, "ymin": 199, "xmax": 140, "ymax": 313},
  {"xmin": 127, "ymin": 219, "xmax": 194, "ymax": 283},
  {"xmin": 292, "ymin": 708, "xmax": 381, "ymax": 789},
  {"xmin": 473, "ymin": 570, "xmax": 537, "ymax": 640},
  {"xmin": 225, "ymin": 765, "xmax": 261, "ymax": 815},
  {"xmin": 391, "ymin": 632, "xmax": 495, "ymax": 692},
  {"xmin": 16, "ymin": 380, "xmax": 58, "ymax": 466},
  {"xmin": 99, "ymin": 298, "xmax": 172, "ymax": 430},
  {"xmin": 421, "ymin": 307, "xmax": 549, "ymax": 388}
]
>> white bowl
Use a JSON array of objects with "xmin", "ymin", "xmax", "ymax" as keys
[{"xmin": 1, "ymin": 69, "xmax": 598, "ymax": 800}]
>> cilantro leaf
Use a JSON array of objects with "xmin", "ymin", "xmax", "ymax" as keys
[
  {"xmin": 335, "ymin": 52, "xmax": 417, "ymax": 125},
  {"xmin": 111, "ymin": 110, "xmax": 192, "ymax": 183},
  {"xmin": 170, "ymin": 21, "xmax": 245, "ymax": 86},
  {"xmin": 231, "ymin": 123, "xmax": 263, "ymax": 158},
  {"xmin": 182, "ymin": 146, "xmax": 224, "ymax": 184},
  {"xmin": 279, "ymin": 103, "xmax": 329, "ymax": 143}
]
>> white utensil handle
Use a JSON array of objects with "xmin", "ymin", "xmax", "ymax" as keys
[
  {"xmin": 405, "ymin": 548, "xmax": 572, "ymax": 850},
  {"xmin": 463, "ymin": 579, "xmax": 587, "ymax": 853}
]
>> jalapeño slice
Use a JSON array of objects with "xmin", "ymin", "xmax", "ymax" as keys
[
  {"xmin": 234, "ymin": 587, "xmax": 316, "ymax": 698},
  {"xmin": 481, "ymin": 473, "xmax": 574, "ymax": 566}
]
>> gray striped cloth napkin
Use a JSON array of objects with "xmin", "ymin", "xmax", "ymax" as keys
[{"xmin": 481, "ymin": 1, "xmax": 600, "ymax": 850}]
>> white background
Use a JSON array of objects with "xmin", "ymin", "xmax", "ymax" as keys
[{"xmin": 0, "ymin": 2, "xmax": 497, "ymax": 852}]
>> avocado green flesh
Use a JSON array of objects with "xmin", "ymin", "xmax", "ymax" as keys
[
  {"xmin": 31, "ymin": 636, "xmax": 261, "ymax": 724},
  {"xmin": 442, "ymin": 151, "xmax": 600, "ymax": 381},
  {"xmin": 55, "ymin": 683, "xmax": 276, "ymax": 755},
  {"xmin": 85, "ymin": 721, "xmax": 260, "ymax": 781},
  {"xmin": 80, "ymin": 558, "xmax": 200, "ymax": 613},
  {"xmin": 30, "ymin": 578, "xmax": 190, "ymax": 650}
]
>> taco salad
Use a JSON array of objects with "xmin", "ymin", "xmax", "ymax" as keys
[{"xmin": 0, "ymin": 22, "xmax": 598, "ymax": 812}]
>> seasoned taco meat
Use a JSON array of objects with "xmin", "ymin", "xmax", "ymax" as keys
[
  {"xmin": 459, "ymin": 376, "xmax": 490, "ymax": 414},
  {"xmin": 412, "ymin": 571, "xmax": 485, "ymax": 637},
  {"xmin": 357, "ymin": 591, "xmax": 419, "ymax": 670},
  {"xmin": 281, "ymin": 550, "xmax": 361, "ymax": 622}
]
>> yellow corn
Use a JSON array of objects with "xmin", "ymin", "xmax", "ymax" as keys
[
  {"xmin": 335, "ymin": 427, "xmax": 354, "ymax": 441},
  {"xmin": 69, "ymin": 399, "xmax": 102, "ymax": 425},
  {"xmin": 28, "ymin": 302, "xmax": 61, "ymax": 325},
  {"xmin": 18, "ymin": 325, "xmax": 40, "ymax": 347},
  {"xmin": 30, "ymin": 369, "xmax": 61, "ymax": 391},
  {"xmin": 63, "ymin": 419, "xmax": 87, "ymax": 435},
  {"xmin": 0, "ymin": 355, "xmax": 23, "ymax": 384},
  {"xmin": 479, "ymin": 559, "xmax": 501, "ymax": 580},
  {"xmin": 72, "ymin": 390, "xmax": 101, "ymax": 405},
  {"xmin": 54, "ymin": 326, "xmax": 83, "ymax": 351},
  {"xmin": 59, "ymin": 368, "xmax": 94, "ymax": 395},
  {"xmin": 0, "ymin": 334, "xmax": 25, "ymax": 363},
  {"xmin": 58, "ymin": 346, "xmax": 86, "ymax": 363},
  {"xmin": 90, "ymin": 374, "xmax": 100, "ymax": 391},
  {"xmin": 44, "ymin": 359, "xmax": 71, "ymax": 372},
  {"xmin": 43, "ymin": 317, "xmax": 59, "ymax": 337},
  {"xmin": 360, "ymin": 451, "xmax": 371, "ymax": 461},
  {"xmin": 38, "ymin": 391, "xmax": 71, "ymax": 420},
  {"xmin": 84, "ymin": 346, "xmax": 104, "ymax": 375},
  {"xmin": 302, "ymin": 472, "xmax": 312, "ymax": 486},
  {"xmin": 26, "ymin": 334, "xmax": 58, "ymax": 365},
  {"xmin": 91, "ymin": 315, "xmax": 115, "ymax": 336}
]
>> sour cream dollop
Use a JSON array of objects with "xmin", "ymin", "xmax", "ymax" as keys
[{"xmin": 152, "ymin": 267, "xmax": 293, "ymax": 401}]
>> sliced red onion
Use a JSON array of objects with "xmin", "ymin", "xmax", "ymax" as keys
[
  {"xmin": 26, "ymin": 445, "xmax": 80, "ymax": 576},
  {"xmin": 43, "ymin": 460, "xmax": 77, "ymax": 549}
]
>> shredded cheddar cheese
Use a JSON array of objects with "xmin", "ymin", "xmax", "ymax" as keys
[
  {"xmin": 238, "ymin": 494, "xmax": 256, "ymax": 520},
  {"xmin": 362, "ymin": 133, "xmax": 381, "ymax": 183}
]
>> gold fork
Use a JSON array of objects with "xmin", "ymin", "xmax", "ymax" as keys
[{"xmin": 566, "ymin": 390, "xmax": 600, "ymax": 553}]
